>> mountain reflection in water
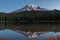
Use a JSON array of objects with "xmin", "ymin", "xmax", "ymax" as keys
[{"xmin": 0, "ymin": 29, "xmax": 60, "ymax": 40}]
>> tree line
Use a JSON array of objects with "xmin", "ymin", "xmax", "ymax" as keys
[{"xmin": 0, "ymin": 10, "xmax": 60, "ymax": 22}]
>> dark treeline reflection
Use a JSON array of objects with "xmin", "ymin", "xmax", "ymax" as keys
[
  {"xmin": 0, "ymin": 22, "xmax": 60, "ymax": 26},
  {"xmin": 0, "ymin": 22, "xmax": 60, "ymax": 31}
]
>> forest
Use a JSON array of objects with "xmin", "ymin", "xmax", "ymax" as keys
[{"xmin": 0, "ymin": 10, "xmax": 60, "ymax": 31}]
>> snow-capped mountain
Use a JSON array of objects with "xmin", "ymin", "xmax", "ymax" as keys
[{"xmin": 12, "ymin": 4, "xmax": 49, "ymax": 12}]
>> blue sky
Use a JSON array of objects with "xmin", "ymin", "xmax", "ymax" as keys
[{"xmin": 0, "ymin": 0, "xmax": 60, "ymax": 12}]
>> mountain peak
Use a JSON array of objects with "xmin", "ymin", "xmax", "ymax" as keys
[
  {"xmin": 12, "ymin": 4, "xmax": 49, "ymax": 12},
  {"xmin": 25, "ymin": 4, "xmax": 40, "ymax": 10},
  {"xmin": 27, "ymin": 4, "xmax": 38, "ymax": 7}
]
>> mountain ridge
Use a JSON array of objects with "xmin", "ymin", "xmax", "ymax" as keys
[{"xmin": 12, "ymin": 4, "xmax": 49, "ymax": 13}]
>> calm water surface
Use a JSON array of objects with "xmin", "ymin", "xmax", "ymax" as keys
[{"xmin": 0, "ymin": 29, "xmax": 60, "ymax": 40}]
